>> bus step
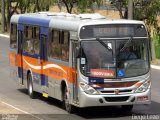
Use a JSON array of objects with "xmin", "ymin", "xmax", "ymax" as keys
[{"xmin": 42, "ymin": 92, "xmax": 48, "ymax": 98}]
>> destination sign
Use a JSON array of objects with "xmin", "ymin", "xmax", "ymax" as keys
[{"xmin": 80, "ymin": 24, "xmax": 147, "ymax": 39}]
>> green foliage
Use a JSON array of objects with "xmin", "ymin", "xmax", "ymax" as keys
[
  {"xmin": 32, "ymin": 0, "xmax": 56, "ymax": 12},
  {"xmin": 134, "ymin": 0, "xmax": 160, "ymax": 32},
  {"xmin": 109, "ymin": 0, "xmax": 160, "ymax": 33},
  {"xmin": 59, "ymin": 0, "xmax": 76, "ymax": 13},
  {"xmin": 0, "ymin": 2, "xmax": 1, "ymax": 13},
  {"xmin": 109, "ymin": 0, "xmax": 128, "ymax": 18},
  {"xmin": 77, "ymin": 0, "xmax": 102, "ymax": 13},
  {"xmin": 15, "ymin": 0, "xmax": 55, "ymax": 13},
  {"xmin": 16, "ymin": 0, "xmax": 30, "ymax": 13},
  {"xmin": 153, "ymin": 33, "xmax": 160, "ymax": 59},
  {"xmin": 153, "ymin": 34, "xmax": 160, "ymax": 46},
  {"xmin": 57, "ymin": 0, "xmax": 102, "ymax": 13}
]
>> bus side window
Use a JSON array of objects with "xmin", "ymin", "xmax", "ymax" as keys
[
  {"xmin": 61, "ymin": 31, "xmax": 70, "ymax": 61},
  {"xmin": 49, "ymin": 29, "xmax": 61, "ymax": 59},
  {"xmin": 24, "ymin": 25, "xmax": 40, "ymax": 54},
  {"xmin": 24, "ymin": 25, "xmax": 33, "ymax": 53},
  {"xmin": 10, "ymin": 24, "xmax": 17, "ymax": 49},
  {"xmin": 33, "ymin": 26, "xmax": 40, "ymax": 54}
]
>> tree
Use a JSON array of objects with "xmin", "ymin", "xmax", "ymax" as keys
[
  {"xmin": 77, "ymin": 0, "xmax": 102, "ymax": 13},
  {"xmin": 59, "ymin": 0, "xmax": 76, "ymax": 13},
  {"xmin": 57, "ymin": 0, "xmax": 103, "ymax": 13},
  {"xmin": 134, "ymin": 0, "xmax": 160, "ymax": 60},
  {"xmin": 9, "ymin": 0, "xmax": 55, "ymax": 14},
  {"xmin": 1, "ymin": 0, "xmax": 5, "ymax": 32},
  {"xmin": 128, "ymin": 0, "xmax": 133, "ymax": 19},
  {"xmin": 6, "ymin": 0, "xmax": 10, "ymax": 30},
  {"xmin": 109, "ymin": 0, "xmax": 128, "ymax": 19},
  {"xmin": 134, "ymin": 0, "xmax": 160, "ymax": 32},
  {"xmin": 110, "ymin": 0, "xmax": 160, "ymax": 31},
  {"xmin": 33, "ymin": 0, "xmax": 55, "ymax": 12}
]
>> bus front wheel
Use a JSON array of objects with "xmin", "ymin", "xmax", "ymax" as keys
[
  {"xmin": 27, "ymin": 73, "xmax": 35, "ymax": 99},
  {"xmin": 63, "ymin": 87, "xmax": 74, "ymax": 113}
]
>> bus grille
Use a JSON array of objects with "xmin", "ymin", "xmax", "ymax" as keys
[
  {"xmin": 91, "ymin": 81, "xmax": 137, "ymax": 89},
  {"xmin": 104, "ymin": 96, "xmax": 129, "ymax": 102},
  {"xmin": 100, "ymin": 89, "xmax": 132, "ymax": 94}
]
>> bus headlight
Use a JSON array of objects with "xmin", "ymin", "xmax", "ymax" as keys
[
  {"xmin": 135, "ymin": 80, "xmax": 151, "ymax": 93},
  {"xmin": 80, "ymin": 82, "xmax": 99, "ymax": 95}
]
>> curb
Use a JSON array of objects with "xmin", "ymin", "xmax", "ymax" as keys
[
  {"xmin": 151, "ymin": 65, "xmax": 160, "ymax": 70},
  {"xmin": 0, "ymin": 34, "xmax": 9, "ymax": 38},
  {"xmin": 0, "ymin": 34, "xmax": 160, "ymax": 70}
]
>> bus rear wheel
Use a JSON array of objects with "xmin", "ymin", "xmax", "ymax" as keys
[
  {"xmin": 63, "ymin": 87, "xmax": 74, "ymax": 113},
  {"xmin": 121, "ymin": 105, "xmax": 133, "ymax": 111},
  {"xmin": 27, "ymin": 73, "xmax": 35, "ymax": 99}
]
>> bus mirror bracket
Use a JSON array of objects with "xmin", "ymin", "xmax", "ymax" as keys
[{"xmin": 76, "ymin": 47, "xmax": 80, "ymax": 58}]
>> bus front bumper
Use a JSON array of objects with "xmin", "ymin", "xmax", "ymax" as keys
[{"xmin": 78, "ymin": 88, "xmax": 151, "ymax": 107}]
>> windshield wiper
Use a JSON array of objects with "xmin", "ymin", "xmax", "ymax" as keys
[
  {"xmin": 120, "ymin": 37, "xmax": 133, "ymax": 52},
  {"xmin": 96, "ymin": 38, "xmax": 112, "ymax": 52}
]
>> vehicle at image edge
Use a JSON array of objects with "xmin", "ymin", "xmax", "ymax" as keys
[{"xmin": 9, "ymin": 12, "xmax": 151, "ymax": 113}]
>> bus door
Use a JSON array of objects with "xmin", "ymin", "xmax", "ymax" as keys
[
  {"xmin": 17, "ymin": 30, "xmax": 24, "ymax": 85},
  {"xmin": 72, "ymin": 41, "xmax": 78, "ymax": 102},
  {"xmin": 40, "ymin": 34, "xmax": 48, "ymax": 90},
  {"xmin": 10, "ymin": 24, "xmax": 18, "ymax": 81}
]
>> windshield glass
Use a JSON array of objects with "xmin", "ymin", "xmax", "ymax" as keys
[{"xmin": 80, "ymin": 38, "xmax": 149, "ymax": 78}]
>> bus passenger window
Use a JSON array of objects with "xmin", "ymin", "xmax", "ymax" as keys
[
  {"xmin": 61, "ymin": 31, "xmax": 70, "ymax": 61},
  {"xmin": 49, "ymin": 30, "xmax": 61, "ymax": 59},
  {"xmin": 33, "ymin": 27, "xmax": 40, "ymax": 54},
  {"xmin": 10, "ymin": 24, "xmax": 17, "ymax": 48},
  {"xmin": 23, "ymin": 26, "xmax": 40, "ymax": 54},
  {"xmin": 24, "ymin": 26, "xmax": 34, "ymax": 53}
]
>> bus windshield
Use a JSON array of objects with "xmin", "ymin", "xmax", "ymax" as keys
[{"xmin": 80, "ymin": 38, "xmax": 149, "ymax": 78}]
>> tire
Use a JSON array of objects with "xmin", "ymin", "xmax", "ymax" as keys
[
  {"xmin": 27, "ymin": 73, "xmax": 35, "ymax": 99},
  {"xmin": 63, "ymin": 87, "xmax": 74, "ymax": 113},
  {"xmin": 121, "ymin": 105, "xmax": 133, "ymax": 111}
]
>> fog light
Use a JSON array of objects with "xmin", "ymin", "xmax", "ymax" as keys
[
  {"xmin": 137, "ymin": 96, "xmax": 149, "ymax": 101},
  {"xmin": 135, "ymin": 80, "xmax": 151, "ymax": 93},
  {"xmin": 99, "ymin": 98, "xmax": 103, "ymax": 103}
]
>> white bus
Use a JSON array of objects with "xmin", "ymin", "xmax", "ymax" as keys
[{"xmin": 10, "ymin": 12, "xmax": 151, "ymax": 113}]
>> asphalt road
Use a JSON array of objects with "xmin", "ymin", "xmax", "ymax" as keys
[{"xmin": 0, "ymin": 36, "xmax": 160, "ymax": 120}]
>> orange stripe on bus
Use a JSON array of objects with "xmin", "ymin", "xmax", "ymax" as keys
[
  {"xmin": 134, "ymin": 82, "xmax": 143, "ymax": 87},
  {"xmin": 10, "ymin": 53, "xmax": 76, "ymax": 83},
  {"xmin": 10, "ymin": 51, "xmax": 16, "ymax": 66}
]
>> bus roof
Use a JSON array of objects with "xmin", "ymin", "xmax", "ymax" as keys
[
  {"xmin": 11, "ymin": 12, "xmax": 54, "ymax": 27},
  {"xmin": 48, "ymin": 12, "xmax": 145, "ymax": 31},
  {"xmin": 11, "ymin": 12, "xmax": 145, "ymax": 31}
]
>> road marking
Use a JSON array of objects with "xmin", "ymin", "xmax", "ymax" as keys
[
  {"xmin": 0, "ymin": 34, "xmax": 9, "ymax": 38},
  {"xmin": 1, "ymin": 101, "xmax": 44, "ymax": 120}
]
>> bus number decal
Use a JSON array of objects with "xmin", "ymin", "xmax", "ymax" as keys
[{"xmin": 90, "ymin": 69, "xmax": 115, "ymax": 78}]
